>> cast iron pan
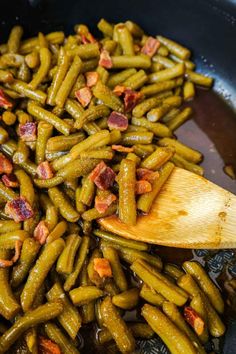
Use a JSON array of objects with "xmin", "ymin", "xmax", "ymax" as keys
[{"xmin": 1, "ymin": 0, "xmax": 236, "ymax": 353}]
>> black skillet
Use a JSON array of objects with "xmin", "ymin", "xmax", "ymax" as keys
[{"xmin": 1, "ymin": 0, "xmax": 236, "ymax": 353}]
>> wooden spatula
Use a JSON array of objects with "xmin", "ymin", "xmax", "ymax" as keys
[{"xmin": 99, "ymin": 167, "xmax": 236, "ymax": 249}]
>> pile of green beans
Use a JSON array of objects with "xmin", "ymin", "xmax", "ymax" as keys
[{"xmin": 0, "ymin": 20, "xmax": 222, "ymax": 354}]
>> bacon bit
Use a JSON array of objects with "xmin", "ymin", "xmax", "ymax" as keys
[
  {"xmin": 75, "ymin": 87, "xmax": 92, "ymax": 107},
  {"xmin": 94, "ymin": 258, "xmax": 112, "ymax": 278},
  {"xmin": 184, "ymin": 306, "xmax": 205, "ymax": 336},
  {"xmin": 12, "ymin": 240, "xmax": 22, "ymax": 263},
  {"xmin": 95, "ymin": 192, "xmax": 117, "ymax": 213},
  {"xmin": 34, "ymin": 220, "xmax": 50, "ymax": 245},
  {"xmin": 5, "ymin": 197, "xmax": 34, "ymax": 222},
  {"xmin": 0, "ymin": 154, "xmax": 13, "ymax": 175},
  {"xmin": 85, "ymin": 71, "xmax": 99, "ymax": 87},
  {"xmin": 107, "ymin": 111, "xmax": 128, "ymax": 131},
  {"xmin": 36, "ymin": 161, "xmax": 54, "ymax": 180},
  {"xmin": 136, "ymin": 168, "xmax": 159, "ymax": 182},
  {"xmin": 38, "ymin": 336, "xmax": 61, "ymax": 354},
  {"xmin": 136, "ymin": 180, "xmax": 152, "ymax": 194},
  {"xmin": 141, "ymin": 37, "xmax": 160, "ymax": 57},
  {"xmin": 112, "ymin": 145, "xmax": 134, "ymax": 153},
  {"xmin": 124, "ymin": 89, "xmax": 142, "ymax": 112},
  {"xmin": 19, "ymin": 122, "xmax": 37, "ymax": 142},
  {"xmin": 0, "ymin": 259, "xmax": 13, "ymax": 268},
  {"xmin": 81, "ymin": 33, "xmax": 97, "ymax": 44},
  {"xmin": 99, "ymin": 49, "xmax": 112, "ymax": 69},
  {"xmin": 0, "ymin": 89, "xmax": 13, "ymax": 109},
  {"xmin": 113, "ymin": 85, "xmax": 126, "ymax": 96},
  {"xmin": 1, "ymin": 174, "xmax": 19, "ymax": 188},
  {"xmin": 89, "ymin": 161, "xmax": 116, "ymax": 190}
]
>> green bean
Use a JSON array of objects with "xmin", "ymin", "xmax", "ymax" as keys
[
  {"xmin": 46, "ymin": 220, "xmax": 67, "ymax": 243},
  {"xmin": 107, "ymin": 68, "xmax": 137, "ymax": 88},
  {"xmin": 150, "ymin": 62, "xmax": 164, "ymax": 72},
  {"xmin": 94, "ymin": 229, "xmax": 148, "ymax": 251},
  {"xmin": 7, "ymin": 26, "xmax": 23, "ymax": 53},
  {"xmin": 20, "ymin": 238, "xmax": 64, "ymax": 311},
  {"xmin": 118, "ymin": 158, "xmax": 136, "ymax": 225},
  {"xmin": 46, "ymin": 282, "xmax": 82, "ymax": 339},
  {"xmin": 149, "ymin": 63, "xmax": 185, "ymax": 83},
  {"xmin": 112, "ymin": 288, "xmax": 139, "ymax": 309},
  {"xmin": 141, "ymin": 147, "xmax": 173, "ymax": 170},
  {"xmin": 111, "ymin": 55, "xmax": 151, "ymax": 69},
  {"xmin": 169, "ymin": 54, "xmax": 195, "ymax": 70},
  {"xmin": 93, "ymin": 81, "xmax": 124, "ymax": 112},
  {"xmin": 132, "ymin": 96, "xmax": 162, "ymax": 117},
  {"xmin": 25, "ymin": 50, "xmax": 40, "ymax": 69},
  {"xmin": 15, "ymin": 169, "xmax": 34, "ymax": 206},
  {"xmin": 13, "ymin": 140, "xmax": 29, "ymax": 164},
  {"xmin": 0, "ymin": 220, "xmax": 21, "ymax": 234},
  {"xmin": 29, "ymin": 48, "xmax": 51, "ymax": 89},
  {"xmin": 153, "ymin": 54, "xmax": 175, "ymax": 68},
  {"xmin": 25, "ymin": 327, "xmax": 37, "ymax": 354},
  {"xmin": 74, "ymin": 104, "xmax": 110, "ymax": 129},
  {"xmin": 56, "ymin": 234, "xmax": 81, "ymax": 275},
  {"xmin": 1, "ymin": 53, "xmax": 24, "ymax": 67},
  {"xmin": 157, "ymin": 35, "xmax": 191, "ymax": 60},
  {"xmin": 18, "ymin": 159, "xmax": 37, "ymax": 177},
  {"xmin": 138, "ymin": 161, "xmax": 174, "ymax": 212},
  {"xmin": 0, "ymin": 302, "xmax": 63, "ymax": 354},
  {"xmin": 20, "ymin": 32, "xmax": 65, "ymax": 54},
  {"xmin": 44, "ymin": 322, "xmax": 80, "ymax": 354},
  {"xmin": 35, "ymin": 121, "xmax": 53, "ymax": 164},
  {"xmin": 33, "ymin": 176, "xmax": 63, "ymax": 188},
  {"xmin": 47, "ymin": 47, "xmax": 70, "ymax": 105},
  {"xmin": 141, "ymin": 78, "xmax": 183, "ymax": 97},
  {"xmin": 48, "ymin": 187, "xmax": 79, "ymax": 222},
  {"xmin": 183, "ymin": 81, "xmax": 195, "ymax": 100},
  {"xmin": 127, "ymin": 152, "xmax": 141, "ymax": 165},
  {"xmin": 121, "ymin": 131, "xmax": 153, "ymax": 145},
  {"xmin": 65, "ymin": 98, "xmax": 84, "ymax": 121},
  {"xmin": 17, "ymin": 62, "xmax": 31, "ymax": 82},
  {"xmin": 162, "ymin": 301, "xmax": 206, "ymax": 354},
  {"xmin": 0, "ymin": 126, "xmax": 9, "ymax": 144},
  {"xmin": 8, "ymin": 80, "xmax": 47, "ymax": 104},
  {"xmin": 183, "ymin": 261, "xmax": 224, "ymax": 314},
  {"xmin": 101, "ymin": 296, "xmax": 135, "ymax": 353},
  {"xmin": 56, "ymin": 157, "xmax": 99, "ymax": 180},
  {"xmin": 67, "ymin": 43, "xmax": 100, "ymax": 59},
  {"xmin": 0, "ymin": 69, "xmax": 13, "ymax": 83},
  {"xmin": 96, "ymin": 65, "xmax": 109, "ymax": 84},
  {"xmin": 87, "ymin": 249, "xmax": 103, "ymax": 287},
  {"xmin": 121, "ymin": 69, "xmax": 147, "ymax": 89},
  {"xmin": 0, "ymin": 181, "xmax": 18, "ymax": 202},
  {"xmin": 0, "ymin": 249, "xmax": 20, "ymax": 320},
  {"xmin": 83, "ymin": 122, "xmax": 101, "ymax": 135},
  {"xmin": 131, "ymin": 259, "xmax": 188, "ymax": 306},
  {"xmin": 78, "ymin": 175, "xmax": 95, "ymax": 206},
  {"xmin": 69, "ymin": 286, "xmax": 103, "ymax": 306},
  {"xmin": 171, "ymin": 153, "xmax": 204, "ymax": 176},
  {"xmin": 75, "ymin": 187, "xmax": 86, "ymax": 214},
  {"xmin": 102, "ymin": 246, "xmax": 128, "ymax": 291},
  {"xmin": 97, "ymin": 18, "xmax": 114, "ymax": 37},
  {"xmin": 64, "ymin": 236, "xmax": 90, "ymax": 291},
  {"xmin": 140, "ymin": 283, "xmax": 165, "ymax": 306},
  {"xmin": 131, "ymin": 117, "xmax": 171, "ymax": 137},
  {"xmin": 147, "ymin": 95, "xmax": 182, "ymax": 122},
  {"xmin": 116, "ymin": 24, "xmax": 134, "ymax": 55},
  {"xmin": 46, "ymin": 132, "xmax": 85, "ymax": 153},
  {"xmin": 124, "ymin": 21, "xmax": 143, "ymax": 37},
  {"xmin": 166, "ymin": 107, "xmax": 193, "ymax": 131},
  {"xmin": 52, "ymin": 130, "xmax": 110, "ymax": 171},
  {"xmin": 142, "ymin": 304, "xmax": 198, "ymax": 354},
  {"xmin": 190, "ymin": 293, "xmax": 209, "ymax": 343},
  {"xmin": 80, "ymin": 147, "xmax": 114, "ymax": 160},
  {"xmin": 70, "ymin": 73, "xmax": 85, "ymax": 98},
  {"xmin": 164, "ymin": 263, "xmax": 184, "ymax": 280},
  {"xmin": 81, "ymin": 58, "xmax": 99, "ymax": 73},
  {"xmin": 82, "ymin": 202, "xmax": 117, "ymax": 222},
  {"xmin": 186, "ymin": 70, "xmax": 213, "ymax": 87}
]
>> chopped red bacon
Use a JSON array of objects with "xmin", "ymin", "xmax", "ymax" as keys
[
  {"xmin": 38, "ymin": 336, "xmax": 61, "ymax": 354},
  {"xmin": 0, "ymin": 259, "xmax": 13, "ymax": 268},
  {"xmin": 89, "ymin": 161, "xmax": 116, "ymax": 190},
  {"xmin": 141, "ymin": 37, "xmax": 160, "ymax": 57},
  {"xmin": 85, "ymin": 71, "xmax": 99, "ymax": 87},
  {"xmin": 34, "ymin": 220, "xmax": 50, "ymax": 245},
  {"xmin": 19, "ymin": 122, "xmax": 37, "ymax": 142},
  {"xmin": 1, "ymin": 174, "xmax": 19, "ymax": 188},
  {"xmin": 75, "ymin": 87, "xmax": 92, "ymax": 107},
  {"xmin": 95, "ymin": 192, "xmax": 117, "ymax": 213},
  {"xmin": 94, "ymin": 258, "xmax": 112, "ymax": 278},
  {"xmin": 136, "ymin": 180, "xmax": 152, "ymax": 194},
  {"xmin": 0, "ymin": 89, "xmax": 13, "ymax": 109},
  {"xmin": 5, "ymin": 197, "xmax": 34, "ymax": 222},
  {"xmin": 112, "ymin": 145, "xmax": 134, "ymax": 153},
  {"xmin": 113, "ymin": 85, "xmax": 126, "ymax": 96},
  {"xmin": 99, "ymin": 49, "xmax": 112, "ymax": 69},
  {"xmin": 136, "ymin": 168, "xmax": 159, "ymax": 182},
  {"xmin": 0, "ymin": 154, "xmax": 13, "ymax": 174},
  {"xmin": 36, "ymin": 161, "xmax": 54, "ymax": 180},
  {"xmin": 107, "ymin": 111, "xmax": 128, "ymax": 131},
  {"xmin": 81, "ymin": 33, "xmax": 96, "ymax": 44},
  {"xmin": 184, "ymin": 306, "xmax": 205, "ymax": 336},
  {"xmin": 12, "ymin": 240, "xmax": 22, "ymax": 263},
  {"xmin": 124, "ymin": 89, "xmax": 142, "ymax": 112}
]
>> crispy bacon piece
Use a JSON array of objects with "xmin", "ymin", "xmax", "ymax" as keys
[
  {"xmin": 99, "ymin": 49, "xmax": 112, "ymax": 69},
  {"xmin": 136, "ymin": 180, "xmax": 152, "ymax": 194},
  {"xmin": 75, "ymin": 87, "xmax": 92, "ymax": 107},
  {"xmin": 141, "ymin": 37, "xmax": 160, "ymax": 57},
  {"xmin": 0, "ymin": 154, "xmax": 13, "ymax": 175},
  {"xmin": 107, "ymin": 111, "xmax": 128, "ymax": 131},
  {"xmin": 184, "ymin": 306, "xmax": 205, "ymax": 336},
  {"xmin": 136, "ymin": 168, "xmax": 159, "ymax": 182},
  {"xmin": 0, "ymin": 89, "xmax": 13, "ymax": 109},
  {"xmin": 19, "ymin": 122, "xmax": 37, "ymax": 142},
  {"xmin": 89, "ymin": 161, "xmax": 116, "ymax": 190},
  {"xmin": 95, "ymin": 192, "xmax": 117, "ymax": 213},
  {"xmin": 5, "ymin": 197, "xmax": 34, "ymax": 222},
  {"xmin": 1, "ymin": 174, "xmax": 19, "ymax": 188},
  {"xmin": 34, "ymin": 220, "xmax": 50, "ymax": 245},
  {"xmin": 113, "ymin": 85, "xmax": 126, "ymax": 96},
  {"xmin": 12, "ymin": 240, "xmax": 22, "ymax": 263},
  {"xmin": 94, "ymin": 258, "xmax": 112, "ymax": 278},
  {"xmin": 38, "ymin": 336, "xmax": 61, "ymax": 354},
  {"xmin": 124, "ymin": 89, "xmax": 142, "ymax": 112},
  {"xmin": 36, "ymin": 161, "xmax": 54, "ymax": 180},
  {"xmin": 112, "ymin": 145, "xmax": 134, "ymax": 153},
  {"xmin": 0, "ymin": 259, "xmax": 13, "ymax": 268},
  {"xmin": 85, "ymin": 71, "xmax": 99, "ymax": 87},
  {"xmin": 81, "ymin": 33, "xmax": 96, "ymax": 44}
]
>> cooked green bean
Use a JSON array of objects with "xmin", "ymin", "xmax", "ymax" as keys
[
  {"xmin": 44, "ymin": 322, "xmax": 80, "ymax": 354},
  {"xmin": 107, "ymin": 68, "xmax": 137, "ymax": 87},
  {"xmin": 167, "ymin": 106, "xmax": 193, "ymax": 131},
  {"xmin": 29, "ymin": 48, "xmax": 51, "ymax": 89},
  {"xmin": 0, "ymin": 220, "xmax": 21, "ymax": 234},
  {"xmin": 0, "ymin": 181, "xmax": 18, "ymax": 201},
  {"xmin": 141, "ymin": 146, "xmax": 173, "ymax": 169},
  {"xmin": 97, "ymin": 18, "xmax": 114, "ymax": 37},
  {"xmin": 164, "ymin": 263, "xmax": 184, "ymax": 280},
  {"xmin": 93, "ymin": 80, "xmax": 124, "ymax": 112},
  {"xmin": 67, "ymin": 43, "xmax": 100, "ymax": 59},
  {"xmin": 171, "ymin": 153, "xmax": 204, "ymax": 176},
  {"xmin": 186, "ymin": 70, "xmax": 213, "ymax": 87},
  {"xmin": 0, "ymin": 126, "xmax": 9, "ymax": 144},
  {"xmin": 0, "ymin": 302, "xmax": 63, "ymax": 354},
  {"xmin": 0, "ymin": 69, "xmax": 14, "ymax": 83},
  {"xmin": 183, "ymin": 81, "xmax": 195, "ymax": 100},
  {"xmin": 48, "ymin": 187, "xmax": 79, "ymax": 222},
  {"xmin": 20, "ymin": 32, "xmax": 65, "ymax": 54},
  {"xmin": 111, "ymin": 55, "xmax": 151, "ymax": 69},
  {"xmin": 56, "ymin": 157, "xmax": 99, "ymax": 180},
  {"xmin": 153, "ymin": 54, "xmax": 175, "ymax": 68},
  {"xmin": 56, "ymin": 234, "xmax": 81, "ymax": 274},
  {"xmin": 47, "ymin": 132, "xmax": 85, "ymax": 152},
  {"xmin": 7, "ymin": 25, "xmax": 23, "ymax": 53},
  {"xmin": 140, "ymin": 283, "xmax": 165, "ymax": 306},
  {"xmin": 116, "ymin": 24, "xmax": 134, "ymax": 55},
  {"xmin": 132, "ymin": 117, "xmax": 171, "ymax": 137},
  {"xmin": 121, "ymin": 131, "xmax": 154, "ymax": 145},
  {"xmin": 74, "ymin": 104, "xmax": 110, "ymax": 129},
  {"xmin": 70, "ymin": 286, "xmax": 103, "ymax": 306},
  {"xmin": 112, "ymin": 288, "xmax": 139, "ymax": 309},
  {"xmin": 7, "ymin": 79, "xmax": 46, "ymax": 104},
  {"xmin": 149, "ymin": 63, "xmax": 185, "ymax": 83},
  {"xmin": 82, "ymin": 202, "xmax": 117, "ymax": 221},
  {"xmin": 157, "ymin": 35, "xmax": 191, "ymax": 60},
  {"xmin": 46, "ymin": 220, "xmax": 67, "ymax": 243},
  {"xmin": 122, "ymin": 69, "xmax": 148, "ymax": 89},
  {"xmin": 190, "ymin": 293, "xmax": 209, "ymax": 343},
  {"xmin": 159, "ymin": 137, "xmax": 202, "ymax": 163},
  {"xmin": 17, "ymin": 62, "xmax": 31, "ymax": 82},
  {"xmin": 80, "ymin": 147, "xmax": 114, "ymax": 160},
  {"xmin": 141, "ymin": 78, "xmax": 182, "ymax": 96},
  {"xmin": 35, "ymin": 121, "xmax": 53, "ymax": 164},
  {"xmin": 13, "ymin": 140, "xmax": 29, "ymax": 164},
  {"xmin": 147, "ymin": 95, "xmax": 182, "ymax": 122}
]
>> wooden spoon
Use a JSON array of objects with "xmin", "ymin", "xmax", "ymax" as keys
[{"xmin": 99, "ymin": 167, "xmax": 236, "ymax": 249}]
